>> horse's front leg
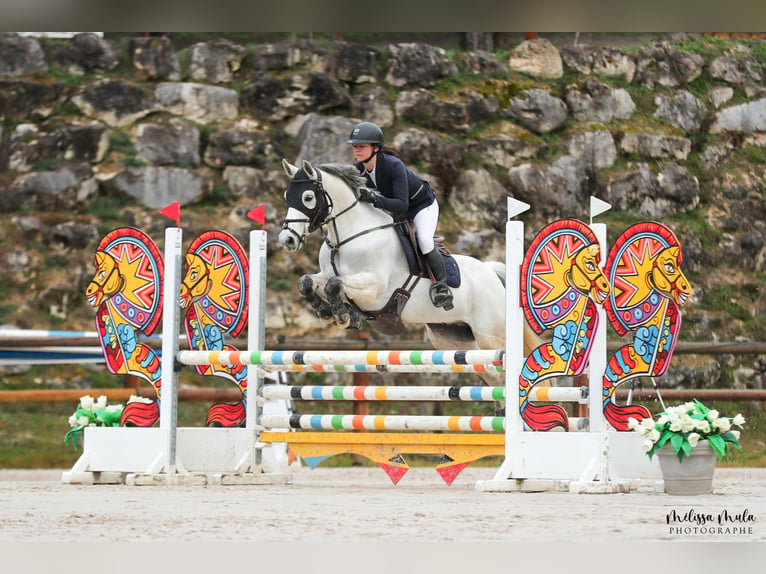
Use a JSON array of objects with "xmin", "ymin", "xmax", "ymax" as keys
[
  {"xmin": 324, "ymin": 276, "xmax": 361, "ymax": 329},
  {"xmin": 298, "ymin": 273, "xmax": 334, "ymax": 324}
]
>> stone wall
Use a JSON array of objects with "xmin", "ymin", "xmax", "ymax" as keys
[{"xmin": 2, "ymin": 32, "xmax": 766, "ymax": 388}]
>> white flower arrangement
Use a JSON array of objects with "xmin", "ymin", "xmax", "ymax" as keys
[
  {"xmin": 628, "ymin": 399, "xmax": 746, "ymax": 463},
  {"xmin": 65, "ymin": 394, "xmax": 126, "ymax": 450}
]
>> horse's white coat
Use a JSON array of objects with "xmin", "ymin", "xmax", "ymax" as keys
[{"xmin": 278, "ymin": 159, "xmax": 542, "ymax": 389}]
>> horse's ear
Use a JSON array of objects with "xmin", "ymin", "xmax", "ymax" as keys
[
  {"xmin": 302, "ymin": 160, "xmax": 317, "ymax": 181},
  {"xmin": 282, "ymin": 158, "xmax": 298, "ymax": 177}
]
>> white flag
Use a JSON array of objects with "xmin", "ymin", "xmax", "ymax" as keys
[
  {"xmin": 507, "ymin": 197, "xmax": 530, "ymax": 219},
  {"xmin": 590, "ymin": 196, "xmax": 611, "ymax": 220}
]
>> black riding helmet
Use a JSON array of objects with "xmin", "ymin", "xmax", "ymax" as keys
[{"xmin": 347, "ymin": 121, "xmax": 384, "ymax": 146}]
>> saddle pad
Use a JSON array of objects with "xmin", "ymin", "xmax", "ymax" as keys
[{"xmin": 395, "ymin": 225, "xmax": 461, "ymax": 288}]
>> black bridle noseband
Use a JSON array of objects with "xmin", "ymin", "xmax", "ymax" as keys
[
  {"xmin": 281, "ymin": 166, "xmax": 402, "ymax": 275},
  {"xmin": 281, "ymin": 168, "xmax": 334, "ymax": 247}
]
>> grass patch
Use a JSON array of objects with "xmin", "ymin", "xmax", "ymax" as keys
[
  {"xmin": 82, "ymin": 194, "xmax": 135, "ymax": 220},
  {"xmin": 2, "ymin": 392, "xmax": 764, "ymax": 470},
  {"xmin": 268, "ymin": 278, "xmax": 294, "ymax": 292},
  {"xmin": 109, "ymin": 129, "xmax": 134, "ymax": 154},
  {"xmin": 738, "ymin": 146, "xmax": 766, "ymax": 164},
  {"xmin": 0, "ymin": 400, "xmax": 214, "ymax": 469},
  {"xmin": 120, "ymin": 156, "xmax": 150, "ymax": 167}
]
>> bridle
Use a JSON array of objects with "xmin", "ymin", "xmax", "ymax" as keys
[
  {"xmin": 281, "ymin": 167, "xmax": 403, "ymax": 275},
  {"xmin": 281, "ymin": 169, "xmax": 334, "ymax": 249}
]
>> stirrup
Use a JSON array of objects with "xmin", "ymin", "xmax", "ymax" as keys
[{"xmin": 429, "ymin": 282, "xmax": 453, "ymax": 309}]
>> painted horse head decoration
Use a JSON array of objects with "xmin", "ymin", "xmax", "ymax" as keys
[
  {"xmin": 85, "ymin": 228, "xmax": 163, "ymax": 427},
  {"xmin": 181, "ymin": 231, "xmax": 249, "ymax": 427},
  {"xmin": 602, "ymin": 222, "xmax": 691, "ymax": 430},
  {"xmin": 520, "ymin": 219, "xmax": 610, "ymax": 431},
  {"xmin": 278, "ymin": 158, "xmax": 543, "ymax": 398}
]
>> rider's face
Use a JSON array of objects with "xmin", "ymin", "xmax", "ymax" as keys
[{"xmin": 352, "ymin": 144, "xmax": 375, "ymax": 162}]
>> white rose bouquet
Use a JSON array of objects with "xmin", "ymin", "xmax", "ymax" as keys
[
  {"xmin": 64, "ymin": 394, "xmax": 124, "ymax": 450},
  {"xmin": 628, "ymin": 398, "xmax": 746, "ymax": 462}
]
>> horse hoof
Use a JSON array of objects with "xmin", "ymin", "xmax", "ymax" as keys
[
  {"xmin": 318, "ymin": 307, "xmax": 334, "ymax": 322},
  {"xmin": 325, "ymin": 276, "xmax": 343, "ymax": 298},
  {"xmin": 298, "ymin": 275, "xmax": 315, "ymax": 296}
]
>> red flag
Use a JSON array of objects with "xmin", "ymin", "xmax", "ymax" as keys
[
  {"xmin": 247, "ymin": 204, "xmax": 265, "ymax": 228},
  {"xmin": 160, "ymin": 201, "xmax": 180, "ymax": 227}
]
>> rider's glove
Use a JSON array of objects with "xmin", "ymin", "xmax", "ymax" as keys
[{"xmin": 358, "ymin": 187, "xmax": 379, "ymax": 204}]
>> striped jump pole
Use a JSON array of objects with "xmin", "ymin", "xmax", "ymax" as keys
[
  {"xmin": 256, "ymin": 363, "xmax": 504, "ymax": 374},
  {"xmin": 260, "ymin": 384, "xmax": 587, "ymax": 403},
  {"xmin": 176, "ymin": 349, "xmax": 504, "ymax": 368},
  {"xmin": 261, "ymin": 413, "xmax": 505, "ymax": 432},
  {"xmin": 261, "ymin": 413, "xmax": 587, "ymax": 433}
]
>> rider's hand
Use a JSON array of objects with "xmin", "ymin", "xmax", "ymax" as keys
[{"xmin": 358, "ymin": 187, "xmax": 379, "ymax": 204}]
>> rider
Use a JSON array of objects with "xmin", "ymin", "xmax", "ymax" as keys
[{"xmin": 348, "ymin": 121, "xmax": 453, "ymax": 309}]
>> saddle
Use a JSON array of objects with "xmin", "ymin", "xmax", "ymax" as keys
[
  {"xmin": 363, "ymin": 221, "xmax": 461, "ymax": 335},
  {"xmin": 396, "ymin": 221, "xmax": 461, "ymax": 288}
]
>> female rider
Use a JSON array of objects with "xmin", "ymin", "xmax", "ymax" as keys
[{"xmin": 348, "ymin": 121, "xmax": 453, "ymax": 309}]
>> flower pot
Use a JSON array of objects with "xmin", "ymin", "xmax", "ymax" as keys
[{"xmin": 656, "ymin": 441, "xmax": 717, "ymax": 495}]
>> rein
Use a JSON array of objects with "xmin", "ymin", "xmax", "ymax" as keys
[
  {"xmin": 283, "ymin": 166, "xmax": 423, "ymax": 320},
  {"xmin": 325, "ymin": 220, "xmax": 404, "ymax": 276},
  {"xmin": 284, "ymin": 168, "xmax": 403, "ymax": 271}
]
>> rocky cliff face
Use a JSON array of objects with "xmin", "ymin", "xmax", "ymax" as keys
[{"xmin": 2, "ymin": 32, "xmax": 766, "ymax": 389}]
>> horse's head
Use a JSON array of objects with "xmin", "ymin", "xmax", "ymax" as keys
[
  {"xmin": 180, "ymin": 252, "xmax": 211, "ymax": 309},
  {"xmin": 568, "ymin": 243, "xmax": 610, "ymax": 304},
  {"xmin": 651, "ymin": 245, "xmax": 691, "ymax": 306},
  {"xmin": 85, "ymin": 251, "xmax": 124, "ymax": 308},
  {"xmin": 278, "ymin": 159, "xmax": 333, "ymax": 252}
]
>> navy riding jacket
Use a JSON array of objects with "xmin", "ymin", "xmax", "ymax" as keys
[{"xmin": 354, "ymin": 152, "xmax": 435, "ymax": 222}]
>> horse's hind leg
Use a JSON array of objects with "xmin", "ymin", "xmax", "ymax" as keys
[
  {"xmin": 298, "ymin": 274, "xmax": 334, "ymax": 323},
  {"xmin": 324, "ymin": 276, "xmax": 361, "ymax": 329}
]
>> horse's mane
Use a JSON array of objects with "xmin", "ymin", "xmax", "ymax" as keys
[{"xmin": 318, "ymin": 163, "xmax": 366, "ymax": 193}]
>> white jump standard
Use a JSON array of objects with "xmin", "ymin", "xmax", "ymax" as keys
[{"xmin": 63, "ymin": 197, "xmax": 662, "ymax": 490}]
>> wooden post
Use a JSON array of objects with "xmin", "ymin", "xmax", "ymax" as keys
[{"xmin": 122, "ymin": 374, "xmax": 140, "ymax": 392}]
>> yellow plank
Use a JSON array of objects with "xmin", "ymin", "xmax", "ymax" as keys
[
  {"xmin": 261, "ymin": 432, "xmax": 504, "ymax": 465},
  {"xmin": 261, "ymin": 431, "xmax": 504, "ymax": 446}
]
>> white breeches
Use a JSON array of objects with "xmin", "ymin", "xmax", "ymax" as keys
[{"xmin": 413, "ymin": 200, "xmax": 439, "ymax": 253}]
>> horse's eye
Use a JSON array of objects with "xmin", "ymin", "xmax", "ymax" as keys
[
  {"xmin": 585, "ymin": 261, "xmax": 595, "ymax": 272},
  {"xmin": 664, "ymin": 262, "xmax": 676, "ymax": 274},
  {"xmin": 302, "ymin": 190, "xmax": 317, "ymax": 209},
  {"xmin": 98, "ymin": 270, "xmax": 106, "ymax": 280},
  {"xmin": 190, "ymin": 270, "xmax": 198, "ymax": 280}
]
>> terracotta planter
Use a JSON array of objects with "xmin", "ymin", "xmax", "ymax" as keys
[{"xmin": 656, "ymin": 441, "xmax": 717, "ymax": 495}]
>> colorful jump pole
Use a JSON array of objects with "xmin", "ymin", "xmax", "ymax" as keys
[
  {"xmin": 177, "ymin": 349, "xmax": 504, "ymax": 367},
  {"xmin": 260, "ymin": 385, "xmax": 586, "ymax": 403}
]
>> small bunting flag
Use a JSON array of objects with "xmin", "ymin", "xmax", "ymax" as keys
[
  {"xmin": 248, "ymin": 204, "xmax": 265, "ymax": 228},
  {"xmin": 160, "ymin": 201, "xmax": 181, "ymax": 227}
]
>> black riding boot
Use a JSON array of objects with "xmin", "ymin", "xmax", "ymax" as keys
[{"xmin": 423, "ymin": 249, "xmax": 454, "ymax": 309}]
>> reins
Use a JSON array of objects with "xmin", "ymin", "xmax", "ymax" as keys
[
  {"xmin": 284, "ymin": 168, "xmax": 404, "ymax": 272},
  {"xmin": 325, "ymin": 220, "xmax": 404, "ymax": 277}
]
